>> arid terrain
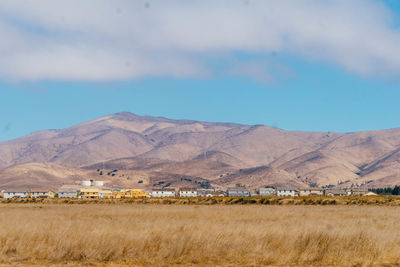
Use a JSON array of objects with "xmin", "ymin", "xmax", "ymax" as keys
[
  {"xmin": 1, "ymin": 112, "xmax": 400, "ymax": 189},
  {"xmin": 0, "ymin": 203, "xmax": 399, "ymax": 266}
]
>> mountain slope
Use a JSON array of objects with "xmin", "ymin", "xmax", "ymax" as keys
[{"xmin": 1, "ymin": 112, "xmax": 400, "ymax": 189}]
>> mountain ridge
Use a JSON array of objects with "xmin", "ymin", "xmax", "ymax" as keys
[{"xmin": 1, "ymin": 112, "xmax": 400, "ymax": 189}]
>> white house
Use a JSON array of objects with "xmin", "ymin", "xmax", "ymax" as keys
[
  {"xmin": 198, "ymin": 189, "xmax": 226, "ymax": 197},
  {"xmin": 277, "ymin": 189, "xmax": 299, "ymax": 197},
  {"xmin": 299, "ymin": 188, "xmax": 324, "ymax": 196},
  {"xmin": 258, "ymin": 187, "xmax": 276, "ymax": 196},
  {"xmin": 227, "ymin": 187, "xmax": 250, "ymax": 197},
  {"xmin": 1, "ymin": 189, "xmax": 29, "ymax": 198},
  {"xmin": 149, "ymin": 188, "xmax": 176, "ymax": 197},
  {"xmin": 179, "ymin": 188, "xmax": 198, "ymax": 197},
  {"xmin": 57, "ymin": 188, "xmax": 79, "ymax": 198}
]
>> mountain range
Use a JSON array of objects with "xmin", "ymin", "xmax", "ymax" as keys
[{"xmin": 1, "ymin": 112, "xmax": 400, "ymax": 190}]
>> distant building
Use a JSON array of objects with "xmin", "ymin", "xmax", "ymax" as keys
[
  {"xmin": 57, "ymin": 187, "xmax": 79, "ymax": 198},
  {"xmin": 99, "ymin": 190, "xmax": 113, "ymax": 199},
  {"xmin": 80, "ymin": 188, "xmax": 100, "ymax": 199},
  {"xmin": 299, "ymin": 188, "xmax": 324, "ymax": 196},
  {"xmin": 29, "ymin": 190, "xmax": 55, "ymax": 198},
  {"xmin": 123, "ymin": 189, "xmax": 148, "ymax": 198},
  {"xmin": 149, "ymin": 188, "xmax": 176, "ymax": 197},
  {"xmin": 198, "ymin": 189, "xmax": 226, "ymax": 197},
  {"xmin": 325, "ymin": 188, "xmax": 347, "ymax": 196},
  {"xmin": 179, "ymin": 188, "xmax": 198, "ymax": 197},
  {"xmin": 1, "ymin": 189, "xmax": 29, "ymax": 198},
  {"xmin": 227, "ymin": 187, "xmax": 250, "ymax": 197},
  {"xmin": 80, "ymin": 180, "xmax": 104, "ymax": 187},
  {"xmin": 258, "ymin": 187, "xmax": 276, "ymax": 196},
  {"xmin": 350, "ymin": 188, "xmax": 369, "ymax": 196},
  {"xmin": 276, "ymin": 189, "xmax": 299, "ymax": 197}
]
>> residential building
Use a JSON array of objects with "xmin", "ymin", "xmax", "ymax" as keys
[
  {"xmin": 112, "ymin": 190, "xmax": 124, "ymax": 199},
  {"xmin": 325, "ymin": 188, "xmax": 347, "ymax": 196},
  {"xmin": 57, "ymin": 187, "xmax": 79, "ymax": 198},
  {"xmin": 99, "ymin": 190, "xmax": 113, "ymax": 199},
  {"xmin": 276, "ymin": 189, "xmax": 299, "ymax": 197},
  {"xmin": 299, "ymin": 188, "xmax": 324, "ymax": 196},
  {"xmin": 258, "ymin": 187, "xmax": 276, "ymax": 196},
  {"xmin": 29, "ymin": 190, "xmax": 55, "ymax": 198},
  {"xmin": 1, "ymin": 189, "xmax": 29, "ymax": 198},
  {"xmin": 149, "ymin": 188, "xmax": 176, "ymax": 197},
  {"xmin": 123, "ymin": 189, "xmax": 148, "ymax": 198},
  {"xmin": 80, "ymin": 188, "xmax": 100, "ymax": 199},
  {"xmin": 179, "ymin": 188, "xmax": 198, "ymax": 197},
  {"xmin": 350, "ymin": 188, "xmax": 369, "ymax": 196},
  {"xmin": 227, "ymin": 187, "xmax": 250, "ymax": 197},
  {"xmin": 198, "ymin": 189, "xmax": 226, "ymax": 197}
]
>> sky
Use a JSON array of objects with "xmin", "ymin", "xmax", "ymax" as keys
[{"xmin": 1, "ymin": 0, "xmax": 400, "ymax": 141}]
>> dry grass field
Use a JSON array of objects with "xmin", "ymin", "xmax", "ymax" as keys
[{"xmin": 0, "ymin": 204, "xmax": 400, "ymax": 266}]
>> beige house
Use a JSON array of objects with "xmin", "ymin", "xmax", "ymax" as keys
[
  {"xmin": 299, "ymin": 188, "xmax": 324, "ymax": 196},
  {"xmin": 258, "ymin": 187, "xmax": 276, "ymax": 196},
  {"xmin": 325, "ymin": 188, "xmax": 347, "ymax": 196},
  {"xmin": 29, "ymin": 190, "xmax": 55, "ymax": 198},
  {"xmin": 1, "ymin": 189, "xmax": 29, "ymax": 198}
]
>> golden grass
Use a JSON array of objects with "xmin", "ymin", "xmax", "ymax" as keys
[
  {"xmin": 0, "ymin": 204, "xmax": 400, "ymax": 266},
  {"xmin": 3, "ymin": 195, "xmax": 400, "ymax": 206}
]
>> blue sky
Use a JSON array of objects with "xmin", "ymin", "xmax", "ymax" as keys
[{"xmin": 1, "ymin": 0, "xmax": 400, "ymax": 141}]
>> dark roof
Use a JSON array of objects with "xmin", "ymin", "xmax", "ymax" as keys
[
  {"xmin": 179, "ymin": 187, "xmax": 198, "ymax": 191},
  {"xmin": 3, "ymin": 189, "xmax": 29, "ymax": 193},
  {"xmin": 151, "ymin": 188, "xmax": 176, "ymax": 192}
]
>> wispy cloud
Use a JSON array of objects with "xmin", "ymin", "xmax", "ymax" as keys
[{"xmin": 0, "ymin": 0, "xmax": 399, "ymax": 82}]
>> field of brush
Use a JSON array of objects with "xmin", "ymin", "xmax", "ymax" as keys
[
  {"xmin": 2, "ymin": 195, "xmax": 400, "ymax": 205},
  {"xmin": 0, "ymin": 203, "xmax": 400, "ymax": 266}
]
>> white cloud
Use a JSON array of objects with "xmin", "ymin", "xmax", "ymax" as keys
[{"xmin": 0, "ymin": 0, "xmax": 399, "ymax": 81}]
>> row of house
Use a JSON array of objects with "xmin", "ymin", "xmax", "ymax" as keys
[
  {"xmin": 0, "ymin": 189, "xmax": 55, "ymax": 199},
  {"xmin": 0, "ymin": 188, "xmax": 148, "ymax": 199},
  {"xmin": 149, "ymin": 187, "xmax": 375, "ymax": 197},
  {"xmin": 0, "ymin": 185, "xmax": 376, "ymax": 199}
]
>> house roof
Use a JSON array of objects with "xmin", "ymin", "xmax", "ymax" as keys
[
  {"xmin": 151, "ymin": 188, "xmax": 176, "ymax": 192},
  {"xmin": 3, "ymin": 189, "xmax": 29, "ymax": 193},
  {"xmin": 276, "ymin": 188, "xmax": 299, "ymax": 191},
  {"xmin": 227, "ymin": 187, "xmax": 249, "ymax": 191},
  {"xmin": 179, "ymin": 187, "xmax": 198, "ymax": 191},
  {"xmin": 58, "ymin": 188, "xmax": 79, "ymax": 193},
  {"xmin": 298, "ymin": 188, "xmax": 324, "ymax": 191},
  {"xmin": 29, "ymin": 189, "xmax": 52, "ymax": 193}
]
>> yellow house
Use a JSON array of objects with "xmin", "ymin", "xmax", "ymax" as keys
[
  {"xmin": 123, "ymin": 189, "xmax": 149, "ymax": 198},
  {"xmin": 48, "ymin": 191, "xmax": 55, "ymax": 198},
  {"xmin": 112, "ymin": 190, "xmax": 124, "ymax": 199},
  {"xmin": 80, "ymin": 188, "xmax": 100, "ymax": 199},
  {"xmin": 99, "ymin": 190, "xmax": 113, "ymax": 199}
]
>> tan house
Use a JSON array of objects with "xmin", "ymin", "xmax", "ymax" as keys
[
  {"xmin": 299, "ymin": 188, "xmax": 324, "ymax": 196},
  {"xmin": 325, "ymin": 188, "xmax": 347, "ymax": 196},
  {"xmin": 29, "ymin": 190, "xmax": 55, "ymax": 198},
  {"xmin": 1, "ymin": 189, "xmax": 29, "ymax": 198}
]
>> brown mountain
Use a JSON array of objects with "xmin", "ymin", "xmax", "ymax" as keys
[{"xmin": 1, "ymin": 112, "xmax": 400, "ymax": 189}]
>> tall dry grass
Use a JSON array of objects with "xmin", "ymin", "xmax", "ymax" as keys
[{"xmin": 0, "ymin": 204, "xmax": 399, "ymax": 266}]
